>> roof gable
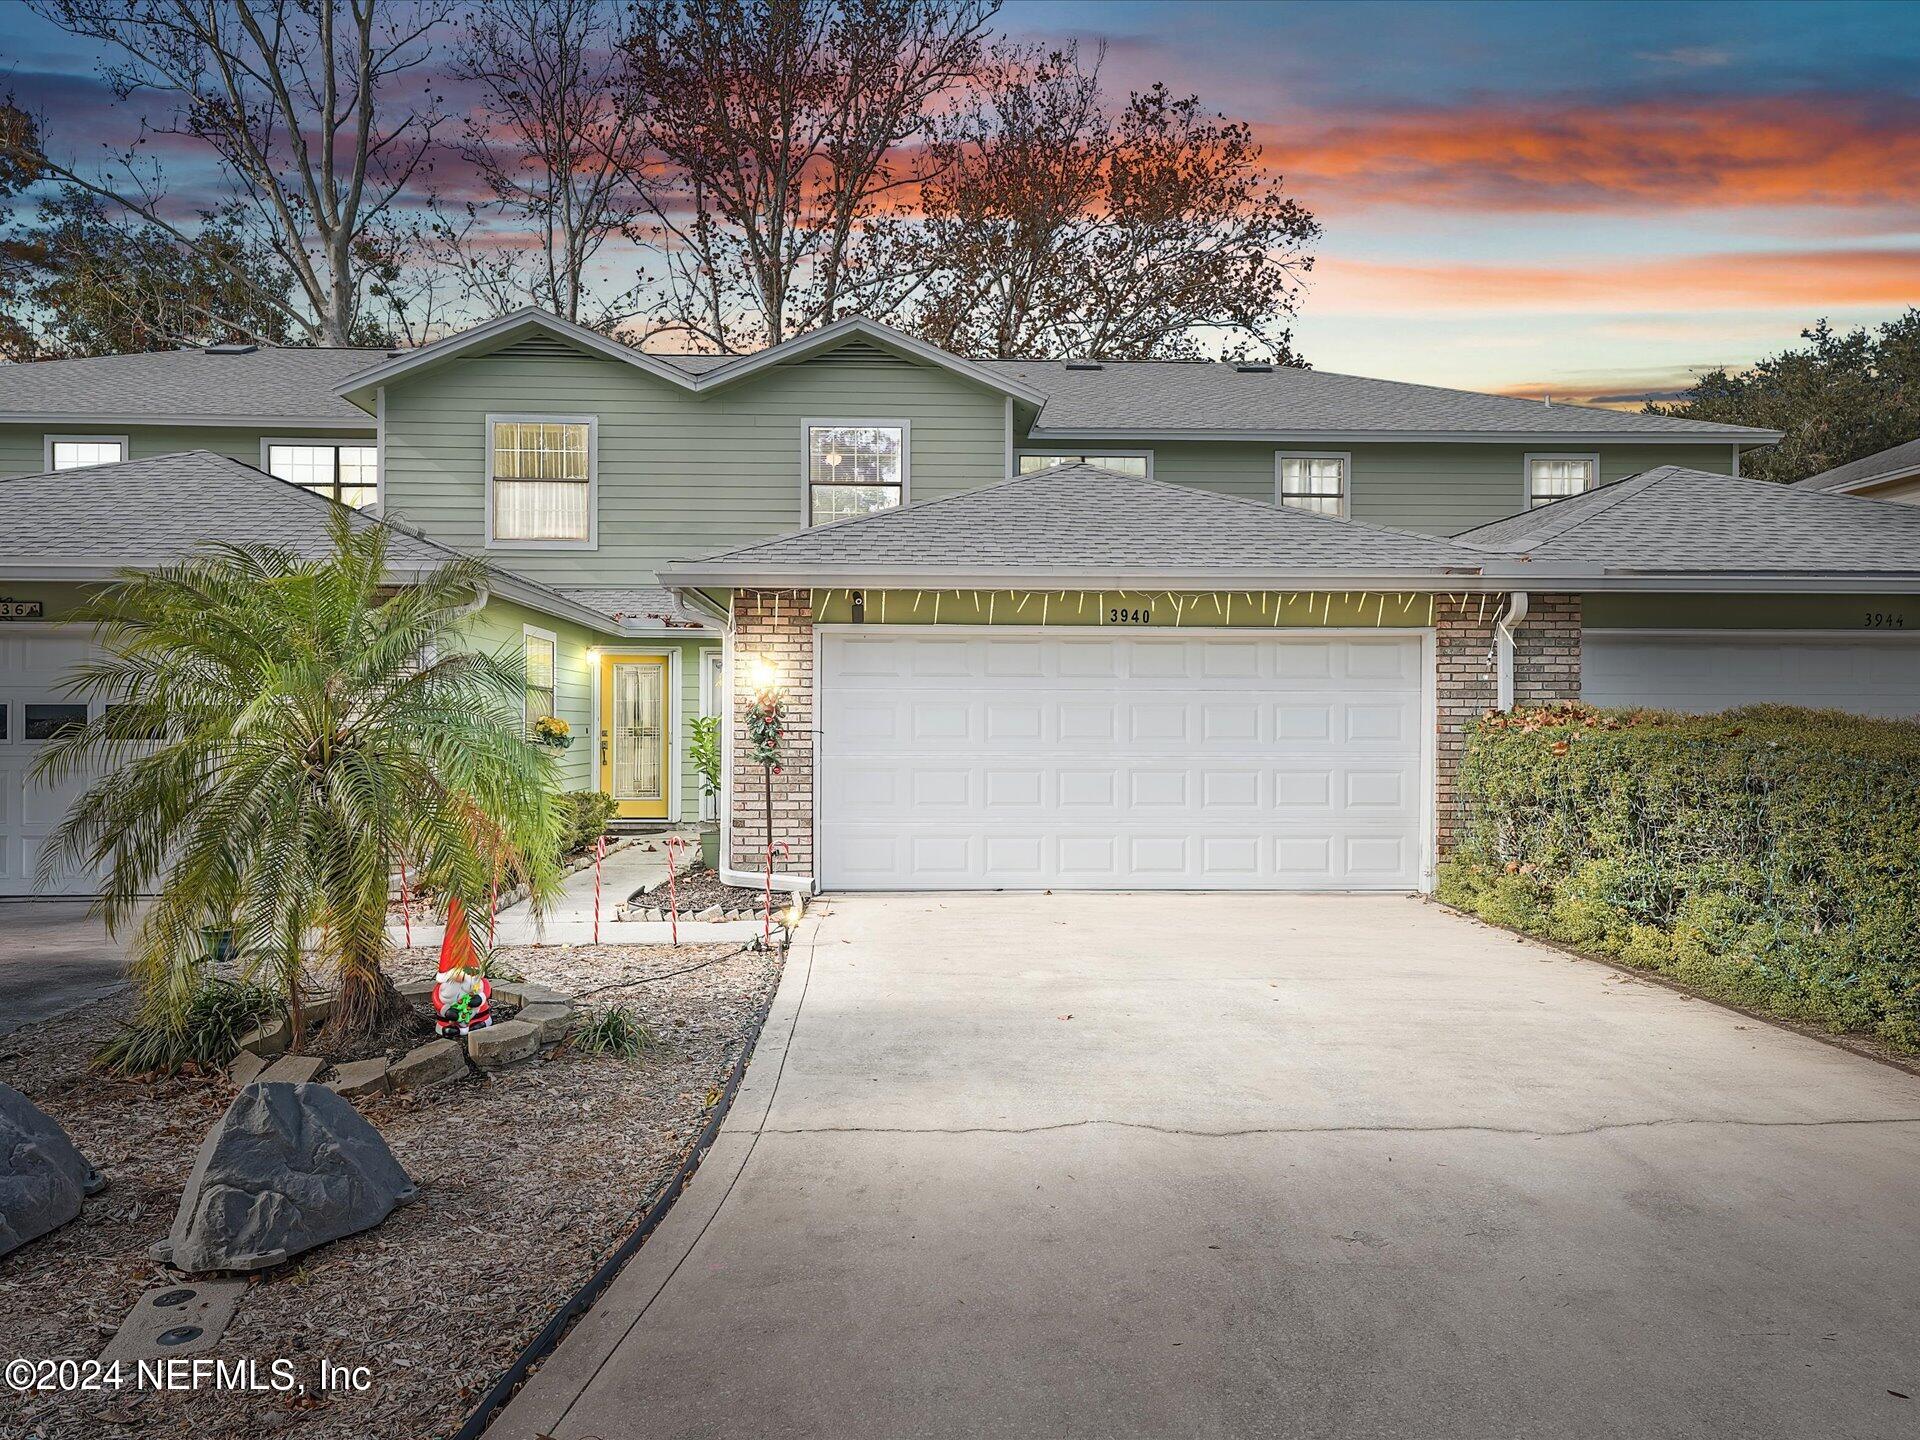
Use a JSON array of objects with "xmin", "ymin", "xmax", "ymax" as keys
[
  {"xmin": 1793, "ymin": 437, "xmax": 1920, "ymax": 494},
  {"xmin": 664, "ymin": 462, "xmax": 1487, "ymax": 586}
]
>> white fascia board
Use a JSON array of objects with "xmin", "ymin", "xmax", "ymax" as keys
[
  {"xmin": 0, "ymin": 413, "xmax": 374, "ymax": 429},
  {"xmin": 1025, "ymin": 426, "xmax": 1784, "ymax": 445},
  {"xmin": 1829, "ymin": 466, "xmax": 1920, "ymax": 496}
]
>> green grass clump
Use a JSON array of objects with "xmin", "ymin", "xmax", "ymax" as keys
[
  {"xmin": 571, "ymin": 1004, "xmax": 653, "ymax": 1060},
  {"xmin": 93, "ymin": 978, "xmax": 283, "ymax": 1076}
]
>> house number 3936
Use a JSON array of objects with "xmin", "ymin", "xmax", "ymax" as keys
[
  {"xmin": 1864, "ymin": 611, "xmax": 1906, "ymax": 629},
  {"xmin": 1108, "ymin": 607, "xmax": 1153, "ymax": 625}
]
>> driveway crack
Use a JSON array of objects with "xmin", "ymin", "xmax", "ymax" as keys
[{"xmin": 757, "ymin": 1114, "xmax": 1920, "ymax": 1140}]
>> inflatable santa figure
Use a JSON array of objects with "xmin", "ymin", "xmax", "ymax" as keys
[{"xmin": 433, "ymin": 896, "xmax": 495, "ymax": 1037}]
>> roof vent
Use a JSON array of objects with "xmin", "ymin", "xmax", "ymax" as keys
[
  {"xmin": 1064, "ymin": 359, "xmax": 1103, "ymax": 371},
  {"xmin": 206, "ymin": 342, "xmax": 258, "ymax": 355},
  {"xmin": 1234, "ymin": 361, "xmax": 1274, "ymax": 373}
]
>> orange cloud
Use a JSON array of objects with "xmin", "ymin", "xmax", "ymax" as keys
[
  {"xmin": 1310, "ymin": 247, "xmax": 1920, "ymax": 315},
  {"xmin": 1271, "ymin": 96, "xmax": 1920, "ymax": 211}
]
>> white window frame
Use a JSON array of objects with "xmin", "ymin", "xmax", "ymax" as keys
[
  {"xmin": 485, "ymin": 412, "xmax": 599, "ymax": 550},
  {"xmin": 44, "ymin": 434, "xmax": 129, "ymax": 472},
  {"xmin": 1016, "ymin": 450, "xmax": 1155, "ymax": 479},
  {"xmin": 802, "ymin": 417, "xmax": 910, "ymax": 526},
  {"xmin": 522, "ymin": 624, "xmax": 559, "ymax": 737},
  {"xmin": 698, "ymin": 647, "xmax": 724, "ymax": 820},
  {"xmin": 259, "ymin": 436, "xmax": 380, "ymax": 506},
  {"xmin": 1524, "ymin": 452, "xmax": 1600, "ymax": 509},
  {"xmin": 1275, "ymin": 450, "xmax": 1352, "ymax": 517}
]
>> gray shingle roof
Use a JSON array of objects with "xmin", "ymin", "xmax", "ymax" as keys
[
  {"xmin": 989, "ymin": 358, "xmax": 1776, "ymax": 441},
  {"xmin": 0, "ymin": 346, "xmax": 387, "ymax": 424},
  {"xmin": 1793, "ymin": 437, "xmax": 1920, "ymax": 493},
  {"xmin": 666, "ymin": 463, "xmax": 1487, "ymax": 584},
  {"xmin": 558, "ymin": 585, "xmax": 714, "ymax": 630},
  {"xmin": 0, "ymin": 450, "xmax": 459, "ymax": 572},
  {"xmin": 1456, "ymin": 465, "xmax": 1920, "ymax": 572}
]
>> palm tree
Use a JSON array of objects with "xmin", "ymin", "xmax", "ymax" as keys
[{"xmin": 34, "ymin": 512, "xmax": 563, "ymax": 1046}]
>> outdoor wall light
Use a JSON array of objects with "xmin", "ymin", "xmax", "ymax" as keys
[{"xmin": 745, "ymin": 654, "xmax": 780, "ymax": 693}]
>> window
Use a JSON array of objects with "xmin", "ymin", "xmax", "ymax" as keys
[
  {"xmin": 806, "ymin": 422, "xmax": 905, "ymax": 524},
  {"xmin": 1527, "ymin": 453, "xmax": 1598, "ymax": 508},
  {"xmin": 1017, "ymin": 453, "xmax": 1151, "ymax": 478},
  {"xmin": 524, "ymin": 627, "xmax": 557, "ymax": 736},
  {"xmin": 265, "ymin": 441, "xmax": 378, "ymax": 508},
  {"xmin": 46, "ymin": 436, "xmax": 127, "ymax": 471},
  {"xmin": 489, "ymin": 416, "xmax": 596, "ymax": 545},
  {"xmin": 1277, "ymin": 452, "xmax": 1349, "ymax": 516},
  {"xmin": 23, "ymin": 703, "xmax": 88, "ymax": 740}
]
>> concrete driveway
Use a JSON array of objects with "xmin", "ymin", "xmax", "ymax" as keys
[
  {"xmin": 498, "ymin": 893, "xmax": 1920, "ymax": 1440},
  {"xmin": 0, "ymin": 900, "xmax": 129, "ymax": 1037}
]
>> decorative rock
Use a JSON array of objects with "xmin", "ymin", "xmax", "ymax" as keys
[
  {"xmin": 504, "ymin": 981, "xmax": 566, "ymax": 1009},
  {"xmin": 153, "ymin": 1082, "xmax": 416, "ymax": 1274},
  {"xmin": 395, "ymin": 977, "xmax": 437, "ymax": 1002},
  {"xmin": 258, "ymin": 1053, "xmax": 326, "ymax": 1086},
  {"xmin": 515, "ymin": 1004, "xmax": 572, "ymax": 1044},
  {"xmin": 326, "ymin": 1058, "xmax": 390, "ymax": 1099},
  {"xmin": 228, "ymin": 1050, "xmax": 268, "ymax": 1088},
  {"xmin": 1, "ymin": 1084, "xmax": 105, "ymax": 1258},
  {"xmin": 695, "ymin": 906, "xmax": 724, "ymax": 922},
  {"xmin": 389, "ymin": 1039, "xmax": 467, "ymax": 1091},
  {"xmin": 235, "ymin": 1015, "xmax": 289, "ymax": 1059},
  {"xmin": 467, "ymin": 1019, "xmax": 538, "ymax": 1070}
]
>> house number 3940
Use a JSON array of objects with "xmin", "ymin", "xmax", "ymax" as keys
[{"xmin": 1108, "ymin": 607, "xmax": 1153, "ymax": 625}]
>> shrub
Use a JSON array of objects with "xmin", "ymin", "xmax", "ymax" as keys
[
  {"xmin": 688, "ymin": 715, "xmax": 722, "ymax": 806},
  {"xmin": 94, "ymin": 977, "xmax": 282, "ymax": 1076},
  {"xmin": 1439, "ymin": 703, "xmax": 1920, "ymax": 1051},
  {"xmin": 571, "ymin": 1004, "xmax": 653, "ymax": 1059},
  {"xmin": 557, "ymin": 790, "xmax": 618, "ymax": 859}
]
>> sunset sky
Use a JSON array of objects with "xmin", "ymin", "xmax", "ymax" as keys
[{"xmin": 5, "ymin": 0, "xmax": 1917, "ymax": 402}]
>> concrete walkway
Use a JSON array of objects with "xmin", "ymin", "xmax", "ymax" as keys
[
  {"xmin": 497, "ymin": 892, "xmax": 1920, "ymax": 1440},
  {"xmin": 388, "ymin": 834, "xmax": 767, "ymax": 948}
]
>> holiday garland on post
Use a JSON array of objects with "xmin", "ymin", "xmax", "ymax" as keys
[{"xmin": 746, "ymin": 679, "xmax": 787, "ymax": 942}]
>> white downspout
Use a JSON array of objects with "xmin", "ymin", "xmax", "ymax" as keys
[{"xmin": 1494, "ymin": 591, "xmax": 1528, "ymax": 711}]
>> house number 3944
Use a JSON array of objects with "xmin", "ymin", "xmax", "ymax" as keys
[
  {"xmin": 1863, "ymin": 611, "xmax": 1906, "ymax": 629},
  {"xmin": 1108, "ymin": 607, "xmax": 1153, "ymax": 625}
]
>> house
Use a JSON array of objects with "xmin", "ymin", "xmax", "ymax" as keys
[
  {"xmin": 2, "ymin": 308, "xmax": 1914, "ymax": 899},
  {"xmin": 1794, "ymin": 437, "xmax": 1920, "ymax": 504}
]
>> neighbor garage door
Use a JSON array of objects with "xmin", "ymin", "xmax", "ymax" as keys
[
  {"xmin": 818, "ymin": 630, "xmax": 1430, "ymax": 891},
  {"xmin": 0, "ymin": 630, "xmax": 103, "ymax": 897},
  {"xmin": 1583, "ymin": 633, "xmax": 1920, "ymax": 718}
]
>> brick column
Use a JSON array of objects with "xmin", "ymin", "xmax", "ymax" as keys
[
  {"xmin": 1433, "ymin": 591, "xmax": 1582, "ymax": 857},
  {"xmin": 729, "ymin": 589, "xmax": 815, "ymax": 881}
]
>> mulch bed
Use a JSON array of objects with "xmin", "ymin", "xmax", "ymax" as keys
[
  {"xmin": 637, "ymin": 863, "xmax": 781, "ymax": 918},
  {"xmin": 0, "ymin": 939, "xmax": 782, "ymax": 1440}
]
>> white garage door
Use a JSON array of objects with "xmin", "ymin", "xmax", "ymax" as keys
[
  {"xmin": 1, "ymin": 630, "xmax": 103, "ymax": 897},
  {"xmin": 1583, "ymin": 632, "xmax": 1920, "ymax": 718},
  {"xmin": 818, "ymin": 630, "xmax": 1430, "ymax": 891}
]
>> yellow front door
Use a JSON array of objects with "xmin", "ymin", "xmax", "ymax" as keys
[{"xmin": 598, "ymin": 653, "xmax": 671, "ymax": 819}]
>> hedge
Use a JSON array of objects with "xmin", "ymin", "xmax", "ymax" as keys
[{"xmin": 1436, "ymin": 703, "xmax": 1920, "ymax": 1051}]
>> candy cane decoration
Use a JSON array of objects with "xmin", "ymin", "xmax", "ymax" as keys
[
  {"xmin": 593, "ymin": 834, "xmax": 606, "ymax": 945},
  {"xmin": 487, "ymin": 873, "xmax": 498, "ymax": 949},
  {"xmin": 663, "ymin": 834, "xmax": 688, "ymax": 947}
]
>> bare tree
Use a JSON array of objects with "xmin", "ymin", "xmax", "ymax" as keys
[
  {"xmin": 442, "ymin": 0, "xmax": 645, "ymax": 329},
  {"xmin": 18, "ymin": 0, "xmax": 452, "ymax": 346},
  {"xmin": 905, "ymin": 43, "xmax": 1320, "ymax": 362},
  {"xmin": 616, "ymin": 0, "xmax": 999, "ymax": 352}
]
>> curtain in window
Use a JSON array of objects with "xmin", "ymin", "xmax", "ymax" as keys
[{"xmin": 493, "ymin": 421, "xmax": 590, "ymax": 540}]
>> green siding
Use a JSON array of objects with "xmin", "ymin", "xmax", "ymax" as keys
[
  {"xmin": 1585, "ymin": 593, "xmax": 1920, "ymax": 631},
  {"xmin": 380, "ymin": 347, "xmax": 1008, "ymax": 588},
  {"xmin": 0, "ymin": 423, "xmax": 374, "ymax": 479},
  {"xmin": 1016, "ymin": 440, "xmax": 1738, "ymax": 535}
]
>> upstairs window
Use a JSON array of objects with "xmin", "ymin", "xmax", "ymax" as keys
[
  {"xmin": 266, "ymin": 441, "xmax": 378, "ymax": 508},
  {"xmin": 1527, "ymin": 454, "xmax": 1597, "ymax": 508},
  {"xmin": 1277, "ymin": 452, "xmax": 1349, "ymax": 517},
  {"xmin": 807, "ymin": 422, "xmax": 905, "ymax": 524},
  {"xmin": 489, "ymin": 416, "xmax": 596, "ymax": 545},
  {"xmin": 1018, "ymin": 453, "xmax": 1151, "ymax": 478},
  {"xmin": 47, "ymin": 436, "xmax": 126, "ymax": 471}
]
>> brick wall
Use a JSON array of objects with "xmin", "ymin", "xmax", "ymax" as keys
[
  {"xmin": 729, "ymin": 589, "xmax": 815, "ymax": 879},
  {"xmin": 1434, "ymin": 592, "xmax": 1582, "ymax": 855}
]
